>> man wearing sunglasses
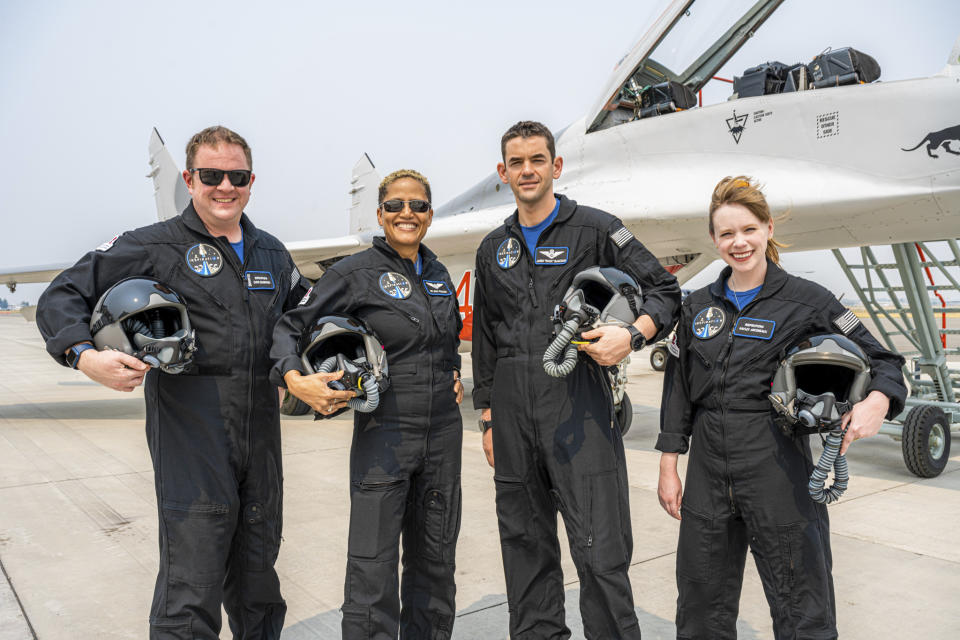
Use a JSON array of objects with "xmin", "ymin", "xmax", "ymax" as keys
[
  {"xmin": 471, "ymin": 121, "xmax": 681, "ymax": 639},
  {"xmin": 36, "ymin": 126, "xmax": 338, "ymax": 639}
]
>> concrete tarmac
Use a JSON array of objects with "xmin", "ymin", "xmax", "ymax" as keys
[{"xmin": 1, "ymin": 314, "xmax": 958, "ymax": 639}]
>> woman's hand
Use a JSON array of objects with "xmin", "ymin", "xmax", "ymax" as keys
[
  {"xmin": 658, "ymin": 453, "xmax": 683, "ymax": 520},
  {"xmin": 481, "ymin": 408, "xmax": 494, "ymax": 468},
  {"xmin": 840, "ymin": 390, "xmax": 890, "ymax": 455},
  {"xmin": 283, "ymin": 369, "xmax": 356, "ymax": 415},
  {"xmin": 453, "ymin": 371, "xmax": 464, "ymax": 405}
]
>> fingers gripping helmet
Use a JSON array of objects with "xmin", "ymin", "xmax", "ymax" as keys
[
  {"xmin": 89, "ymin": 278, "xmax": 196, "ymax": 374},
  {"xmin": 769, "ymin": 334, "xmax": 872, "ymax": 434},
  {"xmin": 299, "ymin": 315, "xmax": 389, "ymax": 414},
  {"xmin": 544, "ymin": 266, "xmax": 642, "ymax": 378}
]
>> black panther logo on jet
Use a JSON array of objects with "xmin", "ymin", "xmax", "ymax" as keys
[{"xmin": 901, "ymin": 124, "xmax": 960, "ymax": 158}]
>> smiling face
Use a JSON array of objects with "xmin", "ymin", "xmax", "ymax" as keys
[
  {"xmin": 497, "ymin": 135, "xmax": 563, "ymax": 209},
  {"xmin": 182, "ymin": 143, "xmax": 253, "ymax": 234},
  {"xmin": 711, "ymin": 202, "xmax": 773, "ymax": 280},
  {"xmin": 377, "ymin": 177, "xmax": 433, "ymax": 257}
]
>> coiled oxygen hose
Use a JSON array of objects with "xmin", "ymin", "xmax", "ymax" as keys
[
  {"xmin": 543, "ymin": 318, "xmax": 582, "ymax": 378},
  {"xmin": 808, "ymin": 429, "xmax": 849, "ymax": 504},
  {"xmin": 316, "ymin": 356, "xmax": 380, "ymax": 413}
]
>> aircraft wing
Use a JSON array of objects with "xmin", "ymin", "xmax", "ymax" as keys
[{"xmin": 0, "ymin": 262, "xmax": 72, "ymax": 292}]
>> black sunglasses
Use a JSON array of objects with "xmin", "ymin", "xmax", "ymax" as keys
[
  {"xmin": 380, "ymin": 199, "xmax": 431, "ymax": 214},
  {"xmin": 191, "ymin": 168, "xmax": 252, "ymax": 187}
]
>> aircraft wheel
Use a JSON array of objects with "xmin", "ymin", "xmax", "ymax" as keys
[
  {"xmin": 901, "ymin": 405, "xmax": 951, "ymax": 478},
  {"xmin": 650, "ymin": 346, "xmax": 668, "ymax": 371},
  {"xmin": 616, "ymin": 393, "xmax": 633, "ymax": 436},
  {"xmin": 281, "ymin": 389, "xmax": 312, "ymax": 416}
]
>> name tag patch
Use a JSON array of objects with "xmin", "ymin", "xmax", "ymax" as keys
[
  {"xmin": 535, "ymin": 246, "xmax": 569, "ymax": 265},
  {"xmin": 423, "ymin": 280, "xmax": 452, "ymax": 296},
  {"xmin": 245, "ymin": 271, "xmax": 275, "ymax": 290},
  {"xmin": 733, "ymin": 316, "xmax": 776, "ymax": 340}
]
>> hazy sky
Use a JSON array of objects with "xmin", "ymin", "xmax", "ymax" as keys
[{"xmin": 2, "ymin": 0, "xmax": 958, "ymax": 303}]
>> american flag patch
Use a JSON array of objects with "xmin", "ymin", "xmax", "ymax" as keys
[
  {"xmin": 833, "ymin": 309, "xmax": 861, "ymax": 335},
  {"xmin": 611, "ymin": 226, "xmax": 634, "ymax": 248},
  {"xmin": 290, "ymin": 266, "xmax": 301, "ymax": 291},
  {"xmin": 96, "ymin": 234, "xmax": 120, "ymax": 252},
  {"xmin": 668, "ymin": 333, "xmax": 680, "ymax": 357},
  {"xmin": 298, "ymin": 286, "xmax": 313, "ymax": 306}
]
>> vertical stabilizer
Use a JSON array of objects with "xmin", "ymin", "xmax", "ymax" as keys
[
  {"xmin": 147, "ymin": 128, "xmax": 191, "ymax": 221},
  {"xmin": 349, "ymin": 153, "xmax": 381, "ymax": 235},
  {"xmin": 948, "ymin": 34, "xmax": 960, "ymax": 70}
]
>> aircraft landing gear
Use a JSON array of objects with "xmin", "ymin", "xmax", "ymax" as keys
[{"xmin": 649, "ymin": 345, "xmax": 668, "ymax": 371}]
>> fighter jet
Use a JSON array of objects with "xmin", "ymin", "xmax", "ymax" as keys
[{"xmin": 4, "ymin": 0, "xmax": 959, "ymax": 346}]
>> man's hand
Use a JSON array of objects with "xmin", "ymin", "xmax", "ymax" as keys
[
  {"xmin": 453, "ymin": 372, "xmax": 464, "ymax": 405},
  {"xmin": 840, "ymin": 390, "xmax": 890, "ymax": 455},
  {"xmin": 284, "ymin": 369, "xmax": 356, "ymax": 416},
  {"xmin": 579, "ymin": 325, "xmax": 632, "ymax": 366},
  {"xmin": 658, "ymin": 453, "xmax": 683, "ymax": 520},
  {"xmin": 76, "ymin": 349, "xmax": 149, "ymax": 392},
  {"xmin": 481, "ymin": 407, "xmax": 494, "ymax": 468}
]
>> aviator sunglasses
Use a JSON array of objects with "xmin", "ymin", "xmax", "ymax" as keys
[
  {"xmin": 380, "ymin": 199, "xmax": 431, "ymax": 214},
  {"xmin": 191, "ymin": 168, "xmax": 252, "ymax": 187}
]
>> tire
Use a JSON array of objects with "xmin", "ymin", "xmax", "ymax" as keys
[
  {"xmin": 650, "ymin": 346, "xmax": 667, "ymax": 372},
  {"xmin": 616, "ymin": 392, "xmax": 633, "ymax": 436},
  {"xmin": 901, "ymin": 404, "xmax": 951, "ymax": 478},
  {"xmin": 280, "ymin": 389, "xmax": 312, "ymax": 416}
]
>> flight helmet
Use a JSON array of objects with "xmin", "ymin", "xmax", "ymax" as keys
[
  {"xmin": 89, "ymin": 278, "xmax": 196, "ymax": 374},
  {"xmin": 769, "ymin": 333, "xmax": 872, "ymax": 434},
  {"xmin": 299, "ymin": 315, "xmax": 389, "ymax": 414}
]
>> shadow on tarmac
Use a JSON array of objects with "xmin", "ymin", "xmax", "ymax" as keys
[{"xmin": 282, "ymin": 589, "xmax": 766, "ymax": 639}]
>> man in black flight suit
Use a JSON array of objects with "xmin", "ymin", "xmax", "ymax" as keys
[
  {"xmin": 36, "ymin": 126, "xmax": 345, "ymax": 639},
  {"xmin": 472, "ymin": 120, "xmax": 682, "ymax": 639}
]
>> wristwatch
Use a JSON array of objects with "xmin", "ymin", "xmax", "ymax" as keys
[
  {"xmin": 66, "ymin": 343, "xmax": 94, "ymax": 369},
  {"xmin": 626, "ymin": 325, "xmax": 646, "ymax": 352},
  {"xmin": 478, "ymin": 418, "xmax": 493, "ymax": 434}
]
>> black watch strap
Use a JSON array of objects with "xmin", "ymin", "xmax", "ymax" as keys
[
  {"xmin": 627, "ymin": 325, "xmax": 646, "ymax": 351},
  {"xmin": 478, "ymin": 418, "xmax": 493, "ymax": 433}
]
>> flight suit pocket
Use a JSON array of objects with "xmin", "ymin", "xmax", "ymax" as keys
[
  {"xmin": 676, "ymin": 506, "xmax": 715, "ymax": 584},
  {"xmin": 585, "ymin": 470, "xmax": 628, "ymax": 573},
  {"xmin": 777, "ymin": 520, "xmax": 834, "ymax": 626},
  {"xmin": 162, "ymin": 501, "xmax": 230, "ymax": 588},
  {"xmin": 421, "ymin": 489, "xmax": 446, "ymax": 562},
  {"xmin": 242, "ymin": 502, "xmax": 268, "ymax": 571},
  {"xmin": 348, "ymin": 478, "xmax": 406, "ymax": 559},
  {"xmin": 493, "ymin": 476, "xmax": 529, "ymax": 545},
  {"xmin": 150, "ymin": 615, "xmax": 192, "ymax": 639}
]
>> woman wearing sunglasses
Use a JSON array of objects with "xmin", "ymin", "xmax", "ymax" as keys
[{"xmin": 270, "ymin": 169, "xmax": 464, "ymax": 639}]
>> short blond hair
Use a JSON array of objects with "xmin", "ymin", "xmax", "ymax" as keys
[
  {"xmin": 709, "ymin": 176, "xmax": 788, "ymax": 264},
  {"xmin": 378, "ymin": 169, "xmax": 431, "ymax": 204},
  {"xmin": 185, "ymin": 126, "xmax": 252, "ymax": 170}
]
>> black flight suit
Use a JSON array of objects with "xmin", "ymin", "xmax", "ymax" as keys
[
  {"xmin": 270, "ymin": 236, "xmax": 463, "ymax": 640},
  {"xmin": 472, "ymin": 194, "xmax": 681, "ymax": 639},
  {"xmin": 37, "ymin": 203, "xmax": 309, "ymax": 639},
  {"xmin": 657, "ymin": 261, "xmax": 906, "ymax": 640}
]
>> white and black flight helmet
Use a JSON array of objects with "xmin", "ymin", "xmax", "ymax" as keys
[
  {"xmin": 299, "ymin": 315, "xmax": 389, "ymax": 414},
  {"xmin": 543, "ymin": 266, "xmax": 642, "ymax": 378},
  {"xmin": 89, "ymin": 278, "xmax": 196, "ymax": 374},
  {"xmin": 769, "ymin": 333, "xmax": 872, "ymax": 434}
]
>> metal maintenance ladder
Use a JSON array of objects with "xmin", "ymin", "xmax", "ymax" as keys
[{"xmin": 833, "ymin": 240, "xmax": 960, "ymax": 476}]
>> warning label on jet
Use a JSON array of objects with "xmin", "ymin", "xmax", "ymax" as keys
[{"xmin": 817, "ymin": 111, "xmax": 839, "ymax": 139}]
